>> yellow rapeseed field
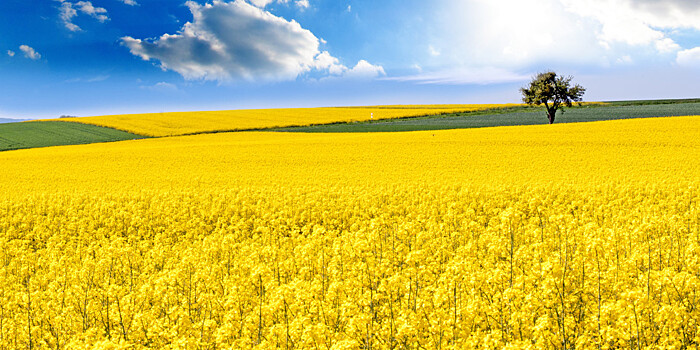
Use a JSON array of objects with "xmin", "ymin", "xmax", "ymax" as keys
[
  {"xmin": 0, "ymin": 116, "xmax": 698, "ymax": 349},
  {"xmin": 54, "ymin": 104, "xmax": 522, "ymax": 137}
]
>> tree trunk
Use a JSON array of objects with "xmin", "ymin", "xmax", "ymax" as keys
[{"xmin": 547, "ymin": 108, "xmax": 556, "ymax": 124}]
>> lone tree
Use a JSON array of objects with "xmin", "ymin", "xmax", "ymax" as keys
[{"xmin": 520, "ymin": 71, "xmax": 585, "ymax": 124}]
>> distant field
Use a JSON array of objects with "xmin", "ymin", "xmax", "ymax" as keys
[
  {"xmin": 4, "ymin": 99, "xmax": 698, "ymax": 153},
  {"xmin": 43, "ymin": 100, "xmax": 700, "ymax": 137},
  {"xmin": 56, "ymin": 104, "xmax": 523, "ymax": 137},
  {"xmin": 278, "ymin": 101, "xmax": 700, "ymax": 132},
  {"xmin": 0, "ymin": 121, "xmax": 144, "ymax": 151}
]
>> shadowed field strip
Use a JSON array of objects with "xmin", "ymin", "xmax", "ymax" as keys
[
  {"xmin": 0, "ymin": 121, "xmax": 144, "ymax": 152},
  {"xmin": 278, "ymin": 101, "xmax": 700, "ymax": 132}
]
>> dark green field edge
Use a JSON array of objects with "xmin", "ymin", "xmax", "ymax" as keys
[
  {"xmin": 275, "ymin": 101, "xmax": 700, "ymax": 133},
  {"xmin": 605, "ymin": 98, "xmax": 700, "ymax": 106},
  {"xmin": 0, "ymin": 121, "xmax": 146, "ymax": 152}
]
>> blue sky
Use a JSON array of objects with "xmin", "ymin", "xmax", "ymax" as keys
[{"xmin": 2, "ymin": 0, "xmax": 700, "ymax": 119}]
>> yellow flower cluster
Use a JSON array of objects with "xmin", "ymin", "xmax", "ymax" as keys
[
  {"xmin": 54, "ymin": 104, "xmax": 523, "ymax": 137},
  {"xmin": 0, "ymin": 116, "xmax": 698, "ymax": 349}
]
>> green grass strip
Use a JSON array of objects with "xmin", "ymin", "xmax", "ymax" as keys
[
  {"xmin": 277, "ymin": 102, "xmax": 700, "ymax": 133},
  {"xmin": 0, "ymin": 121, "xmax": 146, "ymax": 152}
]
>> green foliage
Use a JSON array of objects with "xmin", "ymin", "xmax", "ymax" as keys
[
  {"xmin": 0, "ymin": 121, "xmax": 144, "ymax": 152},
  {"xmin": 520, "ymin": 71, "xmax": 585, "ymax": 123}
]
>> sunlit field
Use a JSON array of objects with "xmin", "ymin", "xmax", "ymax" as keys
[
  {"xmin": 56, "ymin": 104, "xmax": 522, "ymax": 136},
  {"xmin": 1, "ymin": 117, "xmax": 698, "ymax": 348}
]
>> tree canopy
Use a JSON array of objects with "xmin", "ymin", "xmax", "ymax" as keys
[{"xmin": 520, "ymin": 72, "xmax": 585, "ymax": 124}]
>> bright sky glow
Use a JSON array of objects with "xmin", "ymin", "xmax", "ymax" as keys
[{"xmin": 1, "ymin": 0, "xmax": 700, "ymax": 119}]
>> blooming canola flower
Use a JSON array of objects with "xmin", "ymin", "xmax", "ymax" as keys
[{"xmin": 0, "ymin": 116, "xmax": 698, "ymax": 348}]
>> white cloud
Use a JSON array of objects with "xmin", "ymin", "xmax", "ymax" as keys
[
  {"xmin": 346, "ymin": 5, "xmax": 351, "ymax": 12},
  {"xmin": 7, "ymin": 50, "xmax": 15, "ymax": 57},
  {"xmin": 58, "ymin": 1, "xmax": 80, "ymax": 31},
  {"xmin": 57, "ymin": 0, "xmax": 109, "ymax": 32},
  {"xmin": 435, "ymin": 0, "xmax": 694, "ymax": 71},
  {"xmin": 345, "ymin": 60, "xmax": 386, "ymax": 79},
  {"xmin": 75, "ymin": 1, "xmax": 109, "ymax": 21},
  {"xmin": 295, "ymin": 0, "xmax": 309, "ymax": 9},
  {"xmin": 677, "ymin": 47, "xmax": 700, "ymax": 67},
  {"xmin": 655, "ymin": 38, "xmax": 681, "ymax": 53},
  {"xmin": 122, "ymin": 0, "xmax": 380, "ymax": 82},
  {"xmin": 19, "ymin": 45, "xmax": 41, "ymax": 60},
  {"xmin": 313, "ymin": 51, "xmax": 347, "ymax": 75},
  {"xmin": 248, "ymin": 0, "xmax": 275, "ymax": 7},
  {"xmin": 314, "ymin": 54, "xmax": 385, "ymax": 80},
  {"xmin": 122, "ymin": 0, "xmax": 317, "ymax": 81},
  {"xmin": 384, "ymin": 67, "xmax": 528, "ymax": 85},
  {"xmin": 119, "ymin": 0, "xmax": 139, "ymax": 5},
  {"xmin": 558, "ymin": 0, "xmax": 684, "ymax": 52},
  {"xmin": 437, "ymin": 0, "xmax": 604, "ymax": 68},
  {"xmin": 619, "ymin": 0, "xmax": 700, "ymax": 29}
]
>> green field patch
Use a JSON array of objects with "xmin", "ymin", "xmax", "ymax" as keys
[
  {"xmin": 277, "ymin": 101, "xmax": 700, "ymax": 133},
  {"xmin": 0, "ymin": 121, "xmax": 145, "ymax": 152}
]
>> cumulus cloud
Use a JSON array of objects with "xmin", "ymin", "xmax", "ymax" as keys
[
  {"xmin": 435, "ymin": 0, "xmax": 695, "ymax": 71},
  {"xmin": 19, "ymin": 45, "xmax": 41, "ymax": 60},
  {"xmin": 7, "ymin": 50, "xmax": 15, "ymax": 57},
  {"xmin": 677, "ymin": 47, "xmax": 700, "ymax": 67},
  {"xmin": 655, "ymin": 38, "xmax": 681, "ymax": 54},
  {"xmin": 122, "ymin": 0, "xmax": 316, "ymax": 81},
  {"xmin": 313, "ymin": 53, "xmax": 385, "ymax": 80},
  {"xmin": 119, "ymin": 0, "xmax": 139, "ymax": 5},
  {"xmin": 122, "ymin": 0, "xmax": 381, "ymax": 82},
  {"xmin": 345, "ymin": 60, "xmax": 386, "ymax": 79},
  {"xmin": 248, "ymin": 0, "xmax": 275, "ymax": 7},
  {"xmin": 58, "ymin": 1, "xmax": 80, "ymax": 31},
  {"xmin": 313, "ymin": 51, "xmax": 347, "ymax": 75},
  {"xmin": 57, "ymin": 0, "xmax": 109, "ymax": 32},
  {"xmin": 558, "ymin": 0, "xmax": 685, "ymax": 51},
  {"xmin": 616, "ymin": 0, "xmax": 700, "ymax": 29}
]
